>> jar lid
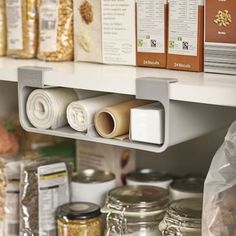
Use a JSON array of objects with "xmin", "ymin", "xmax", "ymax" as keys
[
  {"xmin": 73, "ymin": 169, "xmax": 115, "ymax": 183},
  {"xmin": 170, "ymin": 177, "xmax": 204, "ymax": 193},
  {"xmin": 159, "ymin": 198, "xmax": 202, "ymax": 234},
  {"xmin": 106, "ymin": 185, "xmax": 169, "ymax": 213},
  {"xmin": 127, "ymin": 169, "xmax": 173, "ymax": 182},
  {"xmin": 56, "ymin": 202, "xmax": 101, "ymax": 220}
]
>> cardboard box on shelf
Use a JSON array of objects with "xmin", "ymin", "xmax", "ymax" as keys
[
  {"xmin": 204, "ymin": 0, "xmax": 236, "ymax": 75},
  {"xmin": 74, "ymin": 0, "xmax": 136, "ymax": 66},
  {"xmin": 167, "ymin": 0, "xmax": 204, "ymax": 72},
  {"xmin": 136, "ymin": 0, "xmax": 168, "ymax": 68},
  {"xmin": 76, "ymin": 140, "xmax": 136, "ymax": 185}
]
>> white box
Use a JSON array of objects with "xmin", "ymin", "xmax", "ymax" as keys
[
  {"xmin": 130, "ymin": 102, "xmax": 164, "ymax": 144},
  {"xmin": 76, "ymin": 140, "xmax": 136, "ymax": 185}
]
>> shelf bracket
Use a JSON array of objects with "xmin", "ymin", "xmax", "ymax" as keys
[
  {"xmin": 17, "ymin": 66, "xmax": 53, "ymax": 131},
  {"xmin": 136, "ymin": 77, "xmax": 177, "ymax": 152}
]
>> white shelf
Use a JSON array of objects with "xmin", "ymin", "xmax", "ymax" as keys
[{"xmin": 1, "ymin": 57, "xmax": 236, "ymax": 107}]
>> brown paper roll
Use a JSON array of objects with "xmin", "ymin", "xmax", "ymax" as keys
[{"xmin": 94, "ymin": 100, "xmax": 151, "ymax": 139}]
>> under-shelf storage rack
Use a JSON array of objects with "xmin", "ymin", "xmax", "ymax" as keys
[{"xmin": 0, "ymin": 58, "xmax": 236, "ymax": 153}]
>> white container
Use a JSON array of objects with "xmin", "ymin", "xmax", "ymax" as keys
[
  {"xmin": 130, "ymin": 103, "xmax": 164, "ymax": 144},
  {"xmin": 127, "ymin": 169, "xmax": 173, "ymax": 189},
  {"xmin": 71, "ymin": 169, "xmax": 116, "ymax": 206},
  {"xmin": 169, "ymin": 177, "xmax": 204, "ymax": 200}
]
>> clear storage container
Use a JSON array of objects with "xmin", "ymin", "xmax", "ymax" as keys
[
  {"xmin": 102, "ymin": 185, "xmax": 169, "ymax": 236},
  {"xmin": 6, "ymin": 0, "xmax": 38, "ymax": 58},
  {"xmin": 159, "ymin": 198, "xmax": 202, "ymax": 236},
  {"xmin": 37, "ymin": 0, "xmax": 73, "ymax": 61},
  {"xmin": 57, "ymin": 202, "xmax": 102, "ymax": 236}
]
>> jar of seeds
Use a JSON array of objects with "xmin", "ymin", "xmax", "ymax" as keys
[{"xmin": 57, "ymin": 202, "xmax": 102, "ymax": 236}]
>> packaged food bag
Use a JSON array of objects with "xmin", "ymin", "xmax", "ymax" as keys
[
  {"xmin": 20, "ymin": 159, "xmax": 71, "ymax": 236},
  {"xmin": 202, "ymin": 121, "xmax": 236, "ymax": 235}
]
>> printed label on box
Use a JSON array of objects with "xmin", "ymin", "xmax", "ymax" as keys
[
  {"xmin": 38, "ymin": 163, "xmax": 69, "ymax": 236},
  {"xmin": 137, "ymin": 0, "xmax": 165, "ymax": 54},
  {"xmin": 168, "ymin": 0, "xmax": 198, "ymax": 56},
  {"xmin": 6, "ymin": 0, "xmax": 23, "ymax": 50},
  {"xmin": 102, "ymin": 0, "xmax": 136, "ymax": 65},
  {"xmin": 39, "ymin": 1, "xmax": 59, "ymax": 52}
]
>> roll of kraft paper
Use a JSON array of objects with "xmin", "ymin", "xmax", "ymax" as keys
[
  {"xmin": 26, "ymin": 88, "xmax": 77, "ymax": 130},
  {"xmin": 95, "ymin": 100, "xmax": 151, "ymax": 139},
  {"xmin": 67, "ymin": 94, "xmax": 132, "ymax": 132}
]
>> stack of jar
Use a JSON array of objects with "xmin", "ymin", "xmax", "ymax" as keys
[{"xmin": 56, "ymin": 168, "xmax": 204, "ymax": 236}]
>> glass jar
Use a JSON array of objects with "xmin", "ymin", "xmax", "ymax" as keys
[
  {"xmin": 127, "ymin": 169, "xmax": 173, "ymax": 189},
  {"xmin": 159, "ymin": 198, "xmax": 202, "ymax": 236},
  {"xmin": 169, "ymin": 177, "xmax": 204, "ymax": 200},
  {"xmin": 56, "ymin": 202, "xmax": 102, "ymax": 236},
  {"xmin": 102, "ymin": 185, "xmax": 170, "ymax": 236}
]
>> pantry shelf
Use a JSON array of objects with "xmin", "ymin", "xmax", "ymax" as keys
[{"xmin": 0, "ymin": 58, "xmax": 236, "ymax": 107}]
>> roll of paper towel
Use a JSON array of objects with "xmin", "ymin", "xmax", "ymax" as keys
[
  {"xmin": 26, "ymin": 88, "xmax": 77, "ymax": 129},
  {"xmin": 67, "ymin": 94, "xmax": 132, "ymax": 132}
]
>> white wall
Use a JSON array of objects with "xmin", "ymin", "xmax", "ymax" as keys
[
  {"xmin": 0, "ymin": 81, "xmax": 18, "ymax": 119},
  {"xmin": 136, "ymin": 129, "xmax": 227, "ymax": 176}
]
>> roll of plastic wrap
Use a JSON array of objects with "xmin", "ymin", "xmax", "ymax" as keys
[
  {"xmin": 26, "ymin": 88, "xmax": 77, "ymax": 129},
  {"xmin": 94, "ymin": 100, "xmax": 151, "ymax": 138},
  {"xmin": 67, "ymin": 94, "xmax": 132, "ymax": 132}
]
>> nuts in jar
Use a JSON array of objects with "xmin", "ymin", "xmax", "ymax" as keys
[
  {"xmin": 57, "ymin": 202, "xmax": 102, "ymax": 236},
  {"xmin": 37, "ymin": 0, "xmax": 74, "ymax": 61}
]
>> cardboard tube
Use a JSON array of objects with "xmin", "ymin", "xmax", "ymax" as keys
[{"xmin": 94, "ymin": 100, "xmax": 151, "ymax": 138}]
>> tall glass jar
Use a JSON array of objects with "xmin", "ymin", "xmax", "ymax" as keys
[
  {"xmin": 102, "ymin": 185, "xmax": 170, "ymax": 236},
  {"xmin": 56, "ymin": 202, "xmax": 102, "ymax": 236},
  {"xmin": 159, "ymin": 198, "xmax": 202, "ymax": 236}
]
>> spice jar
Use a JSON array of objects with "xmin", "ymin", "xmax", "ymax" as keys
[
  {"xmin": 127, "ymin": 169, "xmax": 173, "ymax": 189},
  {"xmin": 57, "ymin": 202, "xmax": 102, "ymax": 236},
  {"xmin": 102, "ymin": 185, "xmax": 170, "ymax": 236},
  {"xmin": 169, "ymin": 177, "xmax": 204, "ymax": 200},
  {"xmin": 159, "ymin": 198, "xmax": 202, "ymax": 236}
]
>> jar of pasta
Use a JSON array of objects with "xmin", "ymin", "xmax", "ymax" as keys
[
  {"xmin": 6, "ymin": 0, "xmax": 37, "ymax": 58},
  {"xmin": 102, "ymin": 185, "xmax": 169, "ymax": 236},
  {"xmin": 159, "ymin": 198, "xmax": 202, "ymax": 236},
  {"xmin": 37, "ymin": 0, "xmax": 73, "ymax": 61},
  {"xmin": 57, "ymin": 202, "xmax": 102, "ymax": 236}
]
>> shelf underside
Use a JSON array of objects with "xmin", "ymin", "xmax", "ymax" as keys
[{"xmin": 0, "ymin": 58, "xmax": 236, "ymax": 107}]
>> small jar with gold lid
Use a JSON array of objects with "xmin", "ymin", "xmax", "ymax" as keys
[{"xmin": 56, "ymin": 202, "xmax": 102, "ymax": 236}]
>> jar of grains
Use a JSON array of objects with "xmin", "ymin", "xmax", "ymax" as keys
[
  {"xmin": 57, "ymin": 202, "xmax": 102, "ymax": 236},
  {"xmin": 102, "ymin": 185, "xmax": 170, "ymax": 236},
  {"xmin": 159, "ymin": 198, "xmax": 202, "ymax": 236}
]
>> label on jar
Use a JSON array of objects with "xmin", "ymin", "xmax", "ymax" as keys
[
  {"xmin": 168, "ymin": 0, "xmax": 200, "ymax": 56},
  {"xmin": 137, "ymin": 0, "xmax": 166, "ymax": 53},
  {"xmin": 4, "ymin": 181, "xmax": 20, "ymax": 236},
  {"xmin": 101, "ymin": 0, "xmax": 136, "ymax": 65},
  {"xmin": 38, "ymin": 163, "xmax": 69, "ymax": 236},
  {"xmin": 6, "ymin": 0, "xmax": 23, "ymax": 50},
  {"xmin": 39, "ymin": 0, "xmax": 59, "ymax": 52}
]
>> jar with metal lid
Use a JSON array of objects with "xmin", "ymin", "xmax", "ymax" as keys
[
  {"xmin": 159, "ymin": 198, "xmax": 202, "ymax": 236},
  {"xmin": 169, "ymin": 177, "xmax": 204, "ymax": 200},
  {"xmin": 127, "ymin": 169, "xmax": 173, "ymax": 189},
  {"xmin": 56, "ymin": 202, "xmax": 102, "ymax": 236},
  {"xmin": 102, "ymin": 185, "xmax": 170, "ymax": 236},
  {"xmin": 72, "ymin": 169, "xmax": 116, "ymax": 206}
]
